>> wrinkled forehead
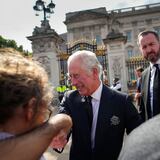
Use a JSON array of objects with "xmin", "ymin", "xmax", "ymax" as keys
[
  {"xmin": 68, "ymin": 56, "xmax": 82, "ymax": 69},
  {"xmin": 68, "ymin": 61, "xmax": 83, "ymax": 73},
  {"xmin": 138, "ymin": 33, "xmax": 157, "ymax": 44}
]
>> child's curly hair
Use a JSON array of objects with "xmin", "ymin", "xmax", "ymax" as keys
[{"xmin": 0, "ymin": 48, "xmax": 53, "ymax": 124}]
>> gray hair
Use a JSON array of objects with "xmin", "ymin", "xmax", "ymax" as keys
[{"xmin": 67, "ymin": 50, "xmax": 102, "ymax": 79}]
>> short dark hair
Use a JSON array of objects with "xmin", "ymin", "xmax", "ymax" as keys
[
  {"xmin": 136, "ymin": 67, "xmax": 144, "ymax": 73},
  {"xmin": 137, "ymin": 30, "xmax": 159, "ymax": 45}
]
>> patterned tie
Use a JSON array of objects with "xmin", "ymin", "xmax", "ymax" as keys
[
  {"xmin": 153, "ymin": 64, "xmax": 160, "ymax": 116},
  {"xmin": 85, "ymin": 96, "xmax": 93, "ymax": 130}
]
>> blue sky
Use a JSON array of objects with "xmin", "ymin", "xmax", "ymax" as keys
[{"xmin": 0, "ymin": 0, "xmax": 159, "ymax": 52}]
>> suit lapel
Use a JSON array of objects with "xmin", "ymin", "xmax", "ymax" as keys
[
  {"xmin": 74, "ymin": 92, "xmax": 92, "ymax": 135},
  {"xmin": 141, "ymin": 67, "xmax": 150, "ymax": 108},
  {"xmin": 94, "ymin": 86, "xmax": 113, "ymax": 145}
]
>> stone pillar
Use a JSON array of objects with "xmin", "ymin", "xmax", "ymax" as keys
[
  {"xmin": 103, "ymin": 31, "xmax": 128, "ymax": 92},
  {"xmin": 27, "ymin": 20, "xmax": 64, "ymax": 87}
]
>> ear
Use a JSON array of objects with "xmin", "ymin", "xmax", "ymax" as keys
[
  {"xmin": 92, "ymin": 68, "xmax": 99, "ymax": 79},
  {"xmin": 25, "ymin": 98, "xmax": 37, "ymax": 121}
]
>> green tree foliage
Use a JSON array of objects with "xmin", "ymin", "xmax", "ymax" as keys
[
  {"xmin": 7, "ymin": 39, "xmax": 17, "ymax": 48},
  {"xmin": 0, "ymin": 35, "xmax": 7, "ymax": 47},
  {"xmin": 18, "ymin": 45, "xmax": 23, "ymax": 52},
  {"xmin": 0, "ymin": 35, "xmax": 32, "ymax": 57}
]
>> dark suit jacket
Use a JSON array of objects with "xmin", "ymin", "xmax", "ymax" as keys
[
  {"xmin": 140, "ymin": 66, "xmax": 160, "ymax": 121},
  {"xmin": 140, "ymin": 67, "xmax": 150, "ymax": 121},
  {"xmin": 59, "ymin": 85, "xmax": 142, "ymax": 160}
]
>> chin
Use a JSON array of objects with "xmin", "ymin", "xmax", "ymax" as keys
[
  {"xmin": 79, "ymin": 91, "xmax": 86, "ymax": 96},
  {"xmin": 148, "ymin": 54, "xmax": 158, "ymax": 63}
]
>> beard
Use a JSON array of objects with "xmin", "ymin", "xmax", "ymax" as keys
[{"xmin": 145, "ymin": 49, "xmax": 160, "ymax": 63}]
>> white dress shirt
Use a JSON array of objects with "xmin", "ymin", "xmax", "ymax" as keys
[
  {"xmin": 90, "ymin": 81, "xmax": 103, "ymax": 148},
  {"xmin": 149, "ymin": 59, "xmax": 160, "ymax": 117}
]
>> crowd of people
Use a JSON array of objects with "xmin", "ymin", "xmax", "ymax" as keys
[{"xmin": 0, "ymin": 29, "xmax": 160, "ymax": 160}]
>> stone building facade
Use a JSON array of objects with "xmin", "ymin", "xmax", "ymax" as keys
[
  {"xmin": 60, "ymin": 2, "xmax": 160, "ymax": 92},
  {"xmin": 27, "ymin": 20, "xmax": 64, "ymax": 87},
  {"xmin": 28, "ymin": 2, "xmax": 160, "ymax": 92}
]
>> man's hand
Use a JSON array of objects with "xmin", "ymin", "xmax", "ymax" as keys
[
  {"xmin": 50, "ymin": 130, "xmax": 68, "ymax": 148},
  {"xmin": 135, "ymin": 92, "xmax": 141, "ymax": 100}
]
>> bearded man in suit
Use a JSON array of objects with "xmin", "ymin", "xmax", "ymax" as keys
[{"xmin": 137, "ymin": 30, "xmax": 160, "ymax": 122}]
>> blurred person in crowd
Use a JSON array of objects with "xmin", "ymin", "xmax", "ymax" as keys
[
  {"xmin": 134, "ymin": 67, "xmax": 144, "ymax": 111},
  {"xmin": 0, "ymin": 48, "xmax": 72, "ymax": 160},
  {"xmin": 102, "ymin": 69, "xmax": 109, "ymax": 86},
  {"xmin": 118, "ymin": 114, "xmax": 160, "ymax": 160},
  {"xmin": 110, "ymin": 77, "xmax": 122, "ymax": 91}
]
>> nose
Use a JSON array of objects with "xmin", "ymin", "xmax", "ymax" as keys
[
  {"xmin": 70, "ymin": 77, "xmax": 78, "ymax": 86},
  {"xmin": 146, "ymin": 45, "xmax": 152, "ymax": 53}
]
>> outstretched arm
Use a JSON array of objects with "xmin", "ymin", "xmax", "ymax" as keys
[{"xmin": 0, "ymin": 114, "xmax": 72, "ymax": 160}]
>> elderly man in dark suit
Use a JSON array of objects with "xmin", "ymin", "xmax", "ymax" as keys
[
  {"xmin": 53, "ymin": 50, "xmax": 142, "ymax": 160},
  {"xmin": 137, "ymin": 30, "xmax": 160, "ymax": 122}
]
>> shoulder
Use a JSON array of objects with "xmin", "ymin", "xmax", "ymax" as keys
[
  {"xmin": 118, "ymin": 115, "xmax": 160, "ymax": 160},
  {"xmin": 142, "ymin": 67, "xmax": 150, "ymax": 76},
  {"xmin": 141, "ymin": 67, "xmax": 150, "ymax": 81},
  {"xmin": 102, "ymin": 85, "xmax": 127, "ymax": 99},
  {"xmin": 64, "ymin": 89, "xmax": 79, "ymax": 98}
]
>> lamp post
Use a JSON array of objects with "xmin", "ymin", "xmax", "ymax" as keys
[{"xmin": 33, "ymin": 0, "xmax": 55, "ymax": 21}]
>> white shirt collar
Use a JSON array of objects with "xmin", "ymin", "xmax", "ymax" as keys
[
  {"xmin": 91, "ymin": 81, "xmax": 102, "ymax": 101},
  {"xmin": 150, "ymin": 59, "xmax": 160, "ymax": 69}
]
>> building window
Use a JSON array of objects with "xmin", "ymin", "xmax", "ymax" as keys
[
  {"xmin": 96, "ymin": 35, "xmax": 102, "ymax": 45},
  {"xmin": 127, "ymin": 48, "xmax": 133, "ymax": 58},
  {"xmin": 125, "ymin": 31, "xmax": 132, "ymax": 42},
  {"xmin": 154, "ymin": 26, "xmax": 160, "ymax": 37}
]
